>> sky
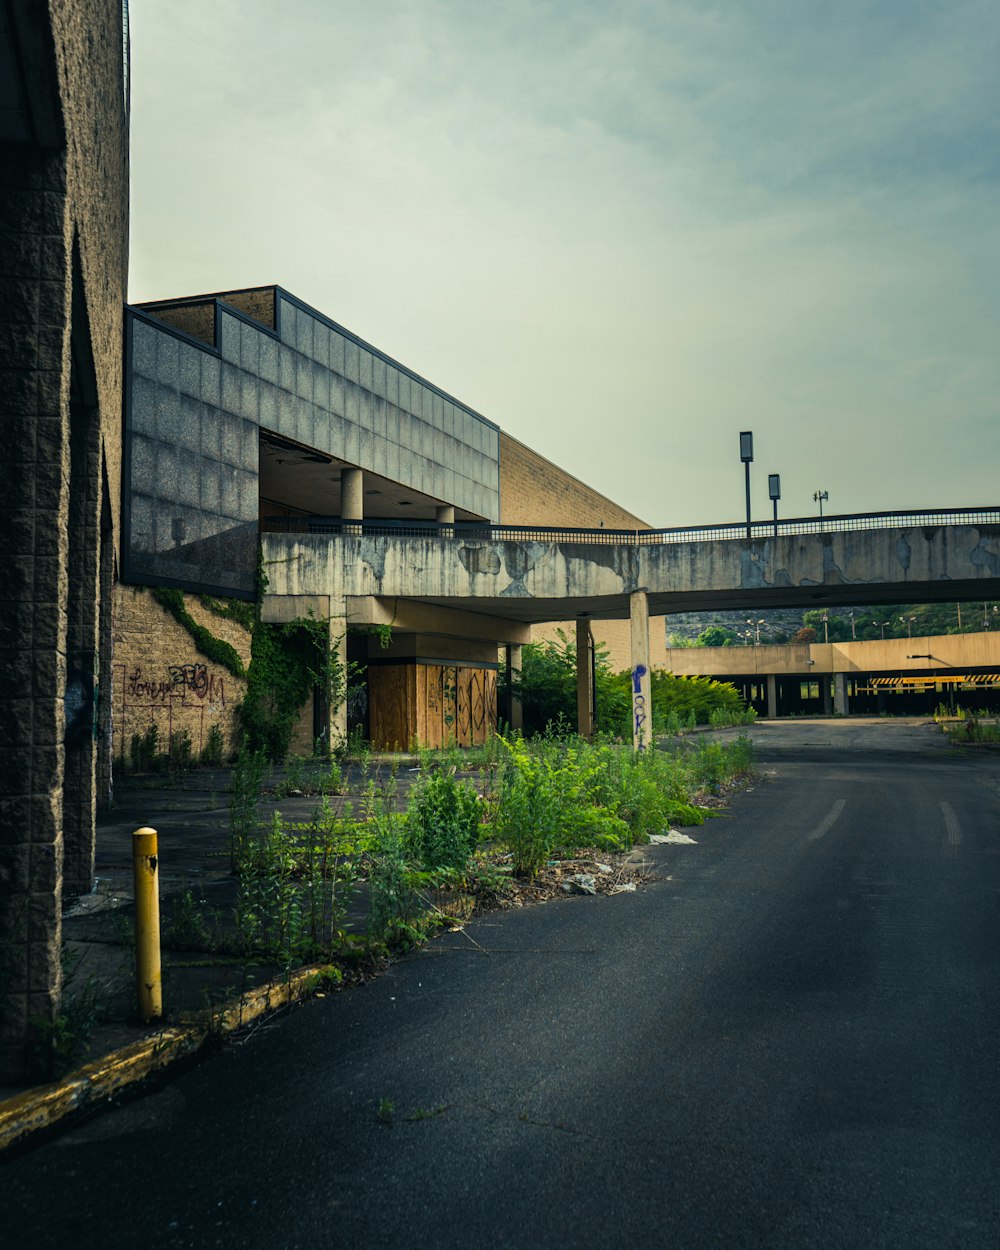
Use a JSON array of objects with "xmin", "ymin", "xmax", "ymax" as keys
[{"xmin": 127, "ymin": 0, "xmax": 1000, "ymax": 528}]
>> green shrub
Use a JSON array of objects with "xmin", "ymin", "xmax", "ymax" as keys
[
  {"xmin": 233, "ymin": 802, "xmax": 363, "ymax": 966},
  {"xmin": 407, "ymin": 770, "xmax": 482, "ymax": 872},
  {"xmin": 229, "ymin": 745, "xmax": 267, "ymax": 871},
  {"xmin": 493, "ymin": 737, "xmax": 627, "ymax": 875},
  {"xmin": 130, "ymin": 721, "xmax": 160, "ymax": 773},
  {"xmin": 201, "ymin": 723, "xmax": 226, "ymax": 766},
  {"xmin": 169, "ymin": 728, "xmax": 194, "ymax": 772}
]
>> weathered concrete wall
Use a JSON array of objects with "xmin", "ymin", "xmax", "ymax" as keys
[
  {"xmin": 263, "ymin": 524, "xmax": 1000, "ymax": 621},
  {"xmin": 112, "ymin": 587, "xmax": 251, "ymax": 764}
]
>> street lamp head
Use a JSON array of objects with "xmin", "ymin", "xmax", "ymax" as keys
[{"xmin": 739, "ymin": 431, "xmax": 754, "ymax": 463}]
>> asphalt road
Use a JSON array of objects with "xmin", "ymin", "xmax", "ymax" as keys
[{"xmin": 4, "ymin": 722, "xmax": 1000, "ymax": 1249}]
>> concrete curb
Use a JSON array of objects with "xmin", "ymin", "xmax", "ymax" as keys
[{"xmin": 0, "ymin": 961, "xmax": 338, "ymax": 1155}]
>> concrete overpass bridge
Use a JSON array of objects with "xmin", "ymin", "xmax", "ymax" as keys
[{"xmin": 261, "ymin": 505, "xmax": 1000, "ymax": 745}]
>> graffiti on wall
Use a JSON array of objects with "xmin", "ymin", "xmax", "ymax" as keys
[
  {"xmin": 125, "ymin": 663, "xmax": 225, "ymax": 705},
  {"xmin": 631, "ymin": 663, "xmax": 648, "ymax": 748},
  {"xmin": 114, "ymin": 658, "xmax": 232, "ymax": 758}
]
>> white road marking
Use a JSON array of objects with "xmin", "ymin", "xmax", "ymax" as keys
[
  {"xmin": 807, "ymin": 798, "xmax": 846, "ymax": 841},
  {"xmin": 941, "ymin": 801, "xmax": 962, "ymax": 848}
]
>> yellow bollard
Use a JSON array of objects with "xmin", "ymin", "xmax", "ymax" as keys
[{"xmin": 132, "ymin": 826, "xmax": 163, "ymax": 1022}]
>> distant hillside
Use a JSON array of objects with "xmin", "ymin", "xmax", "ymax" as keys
[{"xmin": 666, "ymin": 600, "xmax": 999, "ymax": 646}]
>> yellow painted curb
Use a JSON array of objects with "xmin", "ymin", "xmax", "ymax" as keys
[{"xmin": 0, "ymin": 962, "xmax": 339, "ymax": 1155}]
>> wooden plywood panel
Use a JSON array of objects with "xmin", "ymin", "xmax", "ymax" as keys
[
  {"xmin": 369, "ymin": 665, "xmax": 410, "ymax": 750},
  {"xmin": 372, "ymin": 663, "xmax": 499, "ymax": 750}
]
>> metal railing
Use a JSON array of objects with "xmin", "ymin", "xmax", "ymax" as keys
[{"xmin": 261, "ymin": 506, "xmax": 1000, "ymax": 546}]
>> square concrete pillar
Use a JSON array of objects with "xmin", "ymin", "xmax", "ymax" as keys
[
  {"xmin": 328, "ymin": 614, "xmax": 349, "ymax": 747},
  {"xmin": 766, "ymin": 674, "xmax": 778, "ymax": 719},
  {"xmin": 833, "ymin": 673, "xmax": 850, "ymax": 716},
  {"xmin": 575, "ymin": 618, "xmax": 594, "ymax": 739},
  {"xmin": 505, "ymin": 644, "xmax": 522, "ymax": 732},
  {"xmin": 630, "ymin": 591, "xmax": 651, "ymax": 749}
]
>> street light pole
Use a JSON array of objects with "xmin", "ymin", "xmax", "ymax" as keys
[
  {"xmin": 740, "ymin": 432, "xmax": 754, "ymax": 541},
  {"xmin": 768, "ymin": 473, "xmax": 780, "ymax": 539}
]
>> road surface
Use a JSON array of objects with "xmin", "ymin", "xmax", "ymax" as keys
[{"xmin": 4, "ymin": 720, "xmax": 999, "ymax": 1248}]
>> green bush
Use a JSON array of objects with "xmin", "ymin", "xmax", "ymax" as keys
[
  {"xmin": 407, "ymin": 770, "xmax": 482, "ymax": 872},
  {"xmin": 233, "ymin": 802, "xmax": 363, "ymax": 966},
  {"xmin": 130, "ymin": 721, "xmax": 160, "ymax": 773},
  {"xmin": 493, "ymin": 737, "xmax": 628, "ymax": 875},
  {"xmin": 201, "ymin": 723, "xmax": 225, "ymax": 766},
  {"xmin": 504, "ymin": 633, "xmax": 753, "ymax": 740},
  {"xmin": 502, "ymin": 630, "xmax": 629, "ymax": 738},
  {"xmin": 169, "ymin": 728, "xmax": 194, "ymax": 772}
]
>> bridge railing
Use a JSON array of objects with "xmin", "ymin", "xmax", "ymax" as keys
[{"xmin": 261, "ymin": 506, "xmax": 1000, "ymax": 546}]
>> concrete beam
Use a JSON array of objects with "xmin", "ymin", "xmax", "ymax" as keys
[
  {"xmin": 261, "ymin": 594, "xmax": 331, "ymax": 625},
  {"xmin": 263, "ymin": 524, "xmax": 1000, "ymax": 626},
  {"xmin": 345, "ymin": 596, "xmax": 531, "ymax": 644}
]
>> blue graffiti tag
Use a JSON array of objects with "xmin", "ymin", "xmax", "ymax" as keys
[{"xmin": 632, "ymin": 664, "xmax": 648, "ymax": 747}]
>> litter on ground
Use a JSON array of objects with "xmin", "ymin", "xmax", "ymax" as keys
[{"xmin": 649, "ymin": 831, "xmax": 698, "ymax": 845}]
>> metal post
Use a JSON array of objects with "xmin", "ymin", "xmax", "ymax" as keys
[
  {"xmin": 132, "ymin": 826, "xmax": 162, "ymax": 1023},
  {"xmin": 744, "ymin": 461, "xmax": 751, "ymax": 541}
]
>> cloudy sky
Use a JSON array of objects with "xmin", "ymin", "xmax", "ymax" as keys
[{"xmin": 128, "ymin": 0, "xmax": 1000, "ymax": 527}]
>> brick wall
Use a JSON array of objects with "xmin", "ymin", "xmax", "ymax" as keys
[
  {"xmin": 112, "ymin": 587, "xmax": 251, "ymax": 764},
  {"xmin": 499, "ymin": 433, "xmax": 648, "ymax": 529},
  {"xmin": 498, "ymin": 434, "xmax": 665, "ymax": 671}
]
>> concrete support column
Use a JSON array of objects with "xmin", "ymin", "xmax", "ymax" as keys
[
  {"xmin": 341, "ymin": 468, "xmax": 363, "ymax": 535},
  {"xmin": 328, "ymin": 611, "xmax": 349, "ymax": 749},
  {"xmin": 766, "ymin": 674, "xmax": 778, "ymax": 719},
  {"xmin": 435, "ymin": 504, "xmax": 455, "ymax": 539},
  {"xmin": 630, "ymin": 590, "xmax": 652, "ymax": 749},
  {"xmin": 822, "ymin": 678, "xmax": 833, "ymax": 716},
  {"xmin": 0, "ymin": 147, "xmax": 70, "ymax": 1080},
  {"xmin": 833, "ymin": 673, "xmax": 850, "ymax": 716},
  {"xmin": 504, "ymin": 644, "xmax": 523, "ymax": 732},
  {"xmin": 575, "ymin": 618, "xmax": 595, "ymax": 739}
]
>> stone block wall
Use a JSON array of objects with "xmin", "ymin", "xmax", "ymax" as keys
[{"xmin": 0, "ymin": 0, "xmax": 128, "ymax": 1081}]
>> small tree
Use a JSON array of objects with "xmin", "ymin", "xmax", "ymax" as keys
[{"xmin": 695, "ymin": 625, "xmax": 738, "ymax": 647}]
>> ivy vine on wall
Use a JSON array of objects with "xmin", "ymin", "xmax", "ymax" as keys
[{"xmin": 149, "ymin": 587, "xmax": 247, "ymax": 679}]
